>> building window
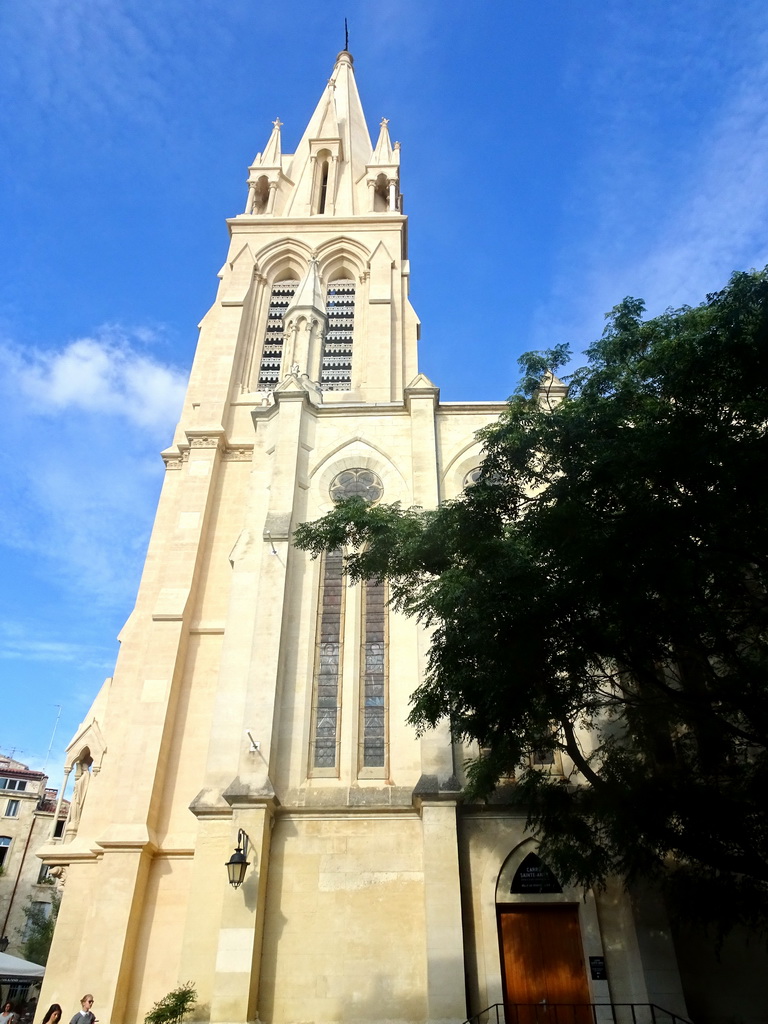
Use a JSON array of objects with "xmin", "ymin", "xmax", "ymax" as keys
[
  {"xmin": 257, "ymin": 279, "xmax": 299, "ymax": 389},
  {"xmin": 37, "ymin": 863, "xmax": 51, "ymax": 884},
  {"xmin": 330, "ymin": 468, "xmax": 383, "ymax": 504},
  {"xmin": 463, "ymin": 466, "xmax": 503, "ymax": 490},
  {"xmin": 5, "ymin": 800, "xmax": 19, "ymax": 817},
  {"xmin": 320, "ymin": 279, "xmax": 355, "ymax": 391},
  {"xmin": 0, "ymin": 779, "xmax": 26, "ymax": 791},
  {"xmin": 317, "ymin": 160, "xmax": 329, "ymax": 214},
  {"xmin": 359, "ymin": 578, "xmax": 388, "ymax": 773},
  {"xmin": 22, "ymin": 901, "xmax": 51, "ymax": 940},
  {"xmin": 309, "ymin": 549, "xmax": 346, "ymax": 774},
  {"xmin": 53, "ymin": 819, "xmax": 65, "ymax": 838},
  {"xmin": 0, "ymin": 836, "xmax": 11, "ymax": 869}
]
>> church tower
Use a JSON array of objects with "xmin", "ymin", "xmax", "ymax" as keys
[{"xmin": 38, "ymin": 51, "xmax": 690, "ymax": 1024}]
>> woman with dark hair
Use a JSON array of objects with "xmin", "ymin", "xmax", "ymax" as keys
[
  {"xmin": 40, "ymin": 1006, "xmax": 62, "ymax": 1024},
  {"xmin": 0, "ymin": 1002, "xmax": 18, "ymax": 1024}
]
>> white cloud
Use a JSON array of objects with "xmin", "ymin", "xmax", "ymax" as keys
[
  {"xmin": 0, "ymin": 624, "xmax": 111, "ymax": 669},
  {"xmin": 6, "ymin": 328, "xmax": 187, "ymax": 430},
  {"xmin": 0, "ymin": 326, "xmax": 186, "ymax": 608}
]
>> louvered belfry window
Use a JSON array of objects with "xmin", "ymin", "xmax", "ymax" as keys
[
  {"xmin": 257, "ymin": 279, "xmax": 299, "ymax": 389},
  {"xmin": 321, "ymin": 279, "xmax": 355, "ymax": 391},
  {"xmin": 310, "ymin": 549, "xmax": 345, "ymax": 771},
  {"xmin": 360, "ymin": 578, "xmax": 387, "ymax": 770}
]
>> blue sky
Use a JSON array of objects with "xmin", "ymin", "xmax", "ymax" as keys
[{"xmin": 2, "ymin": 0, "xmax": 768, "ymax": 780}]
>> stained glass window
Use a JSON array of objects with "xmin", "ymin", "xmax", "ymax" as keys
[
  {"xmin": 330, "ymin": 468, "xmax": 383, "ymax": 504},
  {"xmin": 463, "ymin": 466, "xmax": 503, "ymax": 489},
  {"xmin": 360, "ymin": 578, "xmax": 387, "ymax": 771},
  {"xmin": 310, "ymin": 549, "xmax": 345, "ymax": 771}
]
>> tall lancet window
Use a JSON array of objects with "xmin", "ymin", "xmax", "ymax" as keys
[
  {"xmin": 309, "ymin": 549, "xmax": 346, "ymax": 773},
  {"xmin": 359, "ymin": 577, "xmax": 388, "ymax": 773},
  {"xmin": 257, "ymin": 278, "xmax": 299, "ymax": 389},
  {"xmin": 321, "ymin": 278, "xmax": 355, "ymax": 391}
]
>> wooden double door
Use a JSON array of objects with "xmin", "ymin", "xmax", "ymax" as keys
[{"xmin": 498, "ymin": 905, "xmax": 592, "ymax": 1024}]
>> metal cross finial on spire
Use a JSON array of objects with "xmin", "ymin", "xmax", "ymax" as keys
[
  {"xmin": 344, "ymin": 18, "xmax": 349, "ymax": 51},
  {"xmin": 272, "ymin": 117, "xmax": 283, "ymax": 130}
]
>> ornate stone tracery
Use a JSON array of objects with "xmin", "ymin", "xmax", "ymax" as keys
[{"xmin": 329, "ymin": 467, "xmax": 383, "ymax": 504}]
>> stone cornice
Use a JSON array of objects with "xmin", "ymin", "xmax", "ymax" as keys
[
  {"xmin": 227, "ymin": 214, "xmax": 407, "ymax": 234},
  {"xmin": 162, "ymin": 438, "xmax": 254, "ymax": 470}
]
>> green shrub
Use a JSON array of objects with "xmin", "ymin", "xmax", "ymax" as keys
[{"xmin": 144, "ymin": 983, "xmax": 197, "ymax": 1024}]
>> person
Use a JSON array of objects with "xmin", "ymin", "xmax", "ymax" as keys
[
  {"xmin": 0, "ymin": 1003, "xmax": 18, "ymax": 1024},
  {"xmin": 68, "ymin": 996, "xmax": 95, "ymax": 1024},
  {"xmin": 40, "ymin": 1006, "xmax": 62, "ymax": 1024}
]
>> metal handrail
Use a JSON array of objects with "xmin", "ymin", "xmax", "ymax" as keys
[{"xmin": 462, "ymin": 1003, "xmax": 693, "ymax": 1024}]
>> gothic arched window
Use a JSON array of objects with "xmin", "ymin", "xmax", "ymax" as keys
[
  {"xmin": 321, "ymin": 276, "xmax": 355, "ymax": 391},
  {"xmin": 312, "ymin": 149, "xmax": 332, "ymax": 215},
  {"xmin": 329, "ymin": 468, "xmax": 383, "ymax": 504},
  {"xmin": 309, "ymin": 549, "xmax": 346, "ymax": 773},
  {"xmin": 359, "ymin": 577, "xmax": 388, "ymax": 773},
  {"xmin": 257, "ymin": 278, "xmax": 299, "ymax": 389}
]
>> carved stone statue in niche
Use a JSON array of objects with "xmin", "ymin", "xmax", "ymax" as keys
[{"xmin": 66, "ymin": 754, "xmax": 92, "ymax": 836}]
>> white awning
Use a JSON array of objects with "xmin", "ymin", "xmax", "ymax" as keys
[{"xmin": 0, "ymin": 951, "xmax": 45, "ymax": 980}]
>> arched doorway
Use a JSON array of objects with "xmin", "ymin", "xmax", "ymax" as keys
[{"xmin": 497, "ymin": 853, "xmax": 592, "ymax": 1023}]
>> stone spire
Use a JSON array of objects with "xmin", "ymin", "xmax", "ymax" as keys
[{"xmin": 282, "ymin": 51, "xmax": 374, "ymax": 217}]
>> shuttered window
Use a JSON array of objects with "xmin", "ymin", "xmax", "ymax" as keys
[
  {"xmin": 321, "ymin": 280, "xmax": 355, "ymax": 391},
  {"xmin": 257, "ymin": 279, "xmax": 299, "ymax": 389}
]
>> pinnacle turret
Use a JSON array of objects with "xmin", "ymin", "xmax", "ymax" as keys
[
  {"xmin": 244, "ymin": 117, "xmax": 284, "ymax": 214},
  {"xmin": 371, "ymin": 117, "xmax": 396, "ymax": 165}
]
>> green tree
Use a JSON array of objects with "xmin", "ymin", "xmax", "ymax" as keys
[
  {"xmin": 21, "ymin": 890, "xmax": 60, "ymax": 965},
  {"xmin": 144, "ymin": 983, "xmax": 197, "ymax": 1024},
  {"xmin": 295, "ymin": 268, "xmax": 768, "ymax": 934}
]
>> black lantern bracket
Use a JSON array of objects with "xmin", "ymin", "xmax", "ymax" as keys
[{"xmin": 225, "ymin": 828, "xmax": 251, "ymax": 889}]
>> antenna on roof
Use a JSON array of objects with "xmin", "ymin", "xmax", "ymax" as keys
[
  {"xmin": 44, "ymin": 704, "xmax": 63, "ymax": 772},
  {"xmin": 344, "ymin": 18, "xmax": 349, "ymax": 52}
]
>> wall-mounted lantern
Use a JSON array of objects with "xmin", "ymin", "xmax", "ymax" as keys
[{"xmin": 225, "ymin": 829, "xmax": 250, "ymax": 889}]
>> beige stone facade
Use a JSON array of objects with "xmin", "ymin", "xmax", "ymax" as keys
[{"xmin": 37, "ymin": 51, "xmax": 694, "ymax": 1024}]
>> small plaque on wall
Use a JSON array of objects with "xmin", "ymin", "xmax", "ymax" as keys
[
  {"xmin": 589, "ymin": 956, "xmax": 607, "ymax": 980},
  {"xmin": 510, "ymin": 853, "xmax": 563, "ymax": 894}
]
